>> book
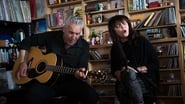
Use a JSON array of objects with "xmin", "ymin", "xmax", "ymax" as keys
[
  {"xmin": 152, "ymin": 11, "xmax": 162, "ymax": 26},
  {"xmin": 12, "ymin": 0, "xmax": 24, "ymax": 22},
  {"xmin": 147, "ymin": 11, "xmax": 161, "ymax": 27},
  {"xmin": 180, "ymin": 26, "xmax": 185, "ymax": 37},
  {"xmin": 89, "ymin": 50, "xmax": 102, "ymax": 60},
  {"xmin": 50, "ymin": 13, "xmax": 57, "ymax": 27},
  {"xmin": 0, "ymin": 1, "xmax": 4, "ymax": 20},
  {"xmin": 144, "ymin": 12, "xmax": 155, "ymax": 27},
  {"xmin": 7, "ymin": 0, "xmax": 16, "ymax": 22},
  {"xmin": 2, "ymin": 0, "xmax": 10, "ymax": 21},
  {"xmin": 35, "ymin": 19, "xmax": 47, "ymax": 33},
  {"xmin": 179, "ymin": 0, "xmax": 185, "ymax": 9},
  {"xmin": 35, "ymin": 0, "xmax": 46, "ymax": 18},
  {"xmin": 56, "ymin": 9, "xmax": 64, "ymax": 26},
  {"xmin": 29, "ymin": 0, "xmax": 36, "ymax": 18},
  {"xmin": 46, "ymin": 14, "xmax": 51, "ymax": 27},
  {"xmin": 65, "ymin": 7, "xmax": 74, "ymax": 20},
  {"xmin": 89, "ymin": 50, "xmax": 98, "ymax": 60},
  {"xmin": 168, "ymin": 7, "xmax": 176, "ymax": 24},
  {"xmin": 134, "ymin": 13, "xmax": 150, "ymax": 28},
  {"xmin": 127, "ymin": 0, "xmax": 133, "ymax": 11},
  {"xmin": 24, "ymin": 0, "xmax": 32, "ymax": 22},
  {"xmin": 19, "ymin": 0, "xmax": 26, "ymax": 22}
]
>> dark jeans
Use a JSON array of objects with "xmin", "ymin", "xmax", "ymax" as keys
[
  {"xmin": 22, "ymin": 75, "xmax": 98, "ymax": 104},
  {"xmin": 115, "ymin": 69, "xmax": 156, "ymax": 104}
]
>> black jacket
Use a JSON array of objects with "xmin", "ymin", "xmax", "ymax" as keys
[
  {"xmin": 111, "ymin": 36, "xmax": 160, "ymax": 87},
  {"xmin": 19, "ymin": 30, "xmax": 89, "ymax": 69}
]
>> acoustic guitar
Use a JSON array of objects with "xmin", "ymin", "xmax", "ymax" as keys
[{"xmin": 12, "ymin": 47, "xmax": 107, "ymax": 86}]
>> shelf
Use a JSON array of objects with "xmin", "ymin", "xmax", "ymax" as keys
[
  {"xmin": 157, "ymin": 96, "xmax": 183, "ymax": 99},
  {"xmin": 47, "ymin": 0, "xmax": 82, "ymax": 8},
  {"xmin": 158, "ymin": 55, "xmax": 178, "ymax": 58},
  {"xmin": 135, "ymin": 24, "xmax": 177, "ymax": 31},
  {"xmin": 31, "ymin": 17, "xmax": 46, "ymax": 21},
  {"xmin": 160, "ymin": 68, "xmax": 180, "ymax": 72},
  {"xmin": 86, "ymin": 7, "xmax": 125, "ymax": 14},
  {"xmin": 91, "ymin": 83, "xmax": 115, "ymax": 86},
  {"xmin": 48, "ymin": 26, "xmax": 63, "ymax": 30},
  {"xmin": 180, "ymin": 9, "xmax": 185, "ymax": 13},
  {"xmin": 150, "ymin": 38, "xmax": 178, "ymax": 44},
  {"xmin": 160, "ymin": 81, "xmax": 181, "ymax": 85},
  {"xmin": 84, "ymin": 0, "xmax": 107, "ymax": 3},
  {"xmin": 90, "ymin": 44, "xmax": 112, "ymax": 48},
  {"xmin": 99, "ymin": 95, "xmax": 116, "ymax": 98},
  {"xmin": 181, "ymin": 38, "xmax": 185, "ymax": 42},
  {"xmin": 128, "ymin": 5, "xmax": 175, "ymax": 15},
  {"xmin": 87, "ymin": 22, "xmax": 108, "ymax": 27},
  {"xmin": 89, "ymin": 59, "xmax": 110, "ymax": 63}
]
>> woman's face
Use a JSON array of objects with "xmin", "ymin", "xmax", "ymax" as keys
[{"xmin": 114, "ymin": 20, "xmax": 129, "ymax": 39}]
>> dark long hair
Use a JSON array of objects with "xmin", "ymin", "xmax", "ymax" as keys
[{"xmin": 108, "ymin": 15, "xmax": 139, "ymax": 43}]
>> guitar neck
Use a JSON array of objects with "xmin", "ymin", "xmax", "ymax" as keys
[
  {"xmin": 45, "ymin": 65, "xmax": 107, "ymax": 82},
  {"xmin": 46, "ymin": 65, "xmax": 76, "ymax": 74}
]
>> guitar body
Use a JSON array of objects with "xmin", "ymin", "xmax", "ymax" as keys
[
  {"xmin": 13, "ymin": 47, "xmax": 108, "ymax": 86},
  {"xmin": 13, "ymin": 47, "xmax": 57, "ymax": 85}
]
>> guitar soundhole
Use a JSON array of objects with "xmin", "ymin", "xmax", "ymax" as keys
[{"xmin": 37, "ymin": 62, "xmax": 46, "ymax": 72}]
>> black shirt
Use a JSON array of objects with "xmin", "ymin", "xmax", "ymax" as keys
[
  {"xmin": 19, "ymin": 30, "xmax": 89, "ymax": 69},
  {"xmin": 111, "ymin": 36, "xmax": 159, "ymax": 85}
]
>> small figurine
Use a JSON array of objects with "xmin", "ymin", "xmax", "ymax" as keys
[{"xmin": 99, "ymin": 3, "xmax": 104, "ymax": 11}]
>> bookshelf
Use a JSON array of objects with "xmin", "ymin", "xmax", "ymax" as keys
[
  {"xmin": 83, "ymin": 0, "xmax": 124, "ymax": 103},
  {"xmin": 0, "ymin": 0, "xmax": 31, "ymax": 104},
  {"xmin": 46, "ymin": 0, "xmax": 82, "ymax": 31},
  {"xmin": 29, "ymin": 0, "xmax": 47, "ymax": 34},
  {"xmin": 43, "ymin": 0, "xmax": 185, "ymax": 104},
  {"xmin": 126, "ymin": 0, "xmax": 185, "ymax": 104},
  {"xmin": 45, "ymin": 0, "xmax": 122, "ymax": 103},
  {"xmin": 0, "ymin": 0, "xmax": 31, "ymax": 72}
]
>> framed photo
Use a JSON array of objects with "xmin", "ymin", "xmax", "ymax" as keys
[
  {"xmin": 92, "ymin": 14, "xmax": 103, "ymax": 24},
  {"xmin": 110, "ymin": 0, "xmax": 123, "ymax": 9},
  {"xmin": 102, "ymin": 31, "xmax": 112, "ymax": 45}
]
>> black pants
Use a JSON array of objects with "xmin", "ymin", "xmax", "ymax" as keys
[
  {"xmin": 115, "ymin": 69, "xmax": 156, "ymax": 104},
  {"xmin": 22, "ymin": 75, "xmax": 98, "ymax": 104}
]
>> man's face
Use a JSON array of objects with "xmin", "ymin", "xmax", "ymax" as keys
[{"xmin": 63, "ymin": 23, "xmax": 82, "ymax": 47}]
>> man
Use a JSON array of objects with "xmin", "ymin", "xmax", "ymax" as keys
[{"xmin": 15, "ymin": 16, "xmax": 98, "ymax": 104}]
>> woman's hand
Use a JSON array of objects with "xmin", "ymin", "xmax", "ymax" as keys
[
  {"xmin": 137, "ymin": 66, "xmax": 148, "ymax": 73},
  {"xmin": 114, "ymin": 66, "xmax": 130, "ymax": 81},
  {"xmin": 114, "ymin": 66, "xmax": 140, "ymax": 81},
  {"xmin": 114, "ymin": 70, "xmax": 122, "ymax": 81}
]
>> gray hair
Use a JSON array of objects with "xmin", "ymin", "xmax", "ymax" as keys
[{"xmin": 64, "ymin": 16, "xmax": 84, "ymax": 27}]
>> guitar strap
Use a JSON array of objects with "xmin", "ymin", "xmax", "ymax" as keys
[{"xmin": 56, "ymin": 56, "xmax": 62, "ymax": 66}]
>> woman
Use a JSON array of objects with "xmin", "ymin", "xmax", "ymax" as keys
[{"xmin": 108, "ymin": 15, "xmax": 160, "ymax": 104}]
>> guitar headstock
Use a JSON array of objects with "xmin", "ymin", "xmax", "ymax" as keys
[{"xmin": 87, "ymin": 70, "xmax": 107, "ymax": 82}]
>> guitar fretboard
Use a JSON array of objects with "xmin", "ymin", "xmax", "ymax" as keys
[{"xmin": 46, "ymin": 65, "xmax": 76, "ymax": 74}]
